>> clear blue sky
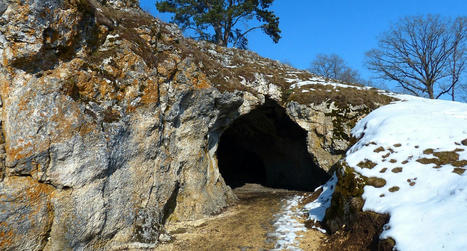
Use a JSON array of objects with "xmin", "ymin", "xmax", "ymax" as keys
[{"xmin": 140, "ymin": 0, "xmax": 466, "ymax": 81}]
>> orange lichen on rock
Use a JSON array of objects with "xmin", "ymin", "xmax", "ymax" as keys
[
  {"xmin": 0, "ymin": 220, "xmax": 15, "ymax": 247},
  {"xmin": 0, "ymin": 176, "xmax": 54, "ymax": 250},
  {"xmin": 157, "ymin": 58, "xmax": 177, "ymax": 77},
  {"xmin": 5, "ymin": 90, "xmax": 88, "ymax": 164},
  {"xmin": 98, "ymin": 77, "xmax": 118, "ymax": 100},
  {"xmin": 140, "ymin": 80, "xmax": 159, "ymax": 104},
  {"xmin": 192, "ymin": 72, "xmax": 211, "ymax": 89},
  {"xmin": 5, "ymin": 141, "xmax": 34, "ymax": 163}
]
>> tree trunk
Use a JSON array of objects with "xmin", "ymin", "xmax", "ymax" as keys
[
  {"xmin": 452, "ymin": 85, "xmax": 455, "ymax": 101},
  {"xmin": 427, "ymin": 82, "xmax": 435, "ymax": 99},
  {"xmin": 223, "ymin": 26, "xmax": 230, "ymax": 47},
  {"xmin": 451, "ymin": 45, "xmax": 458, "ymax": 101},
  {"xmin": 223, "ymin": 1, "xmax": 233, "ymax": 47},
  {"xmin": 214, "ymin": 24, "xmax": 223, "ymax": 46}
]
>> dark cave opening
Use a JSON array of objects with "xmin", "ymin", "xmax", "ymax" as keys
[{"xmin": 216, "ymin": 98, "xmax": 330, "ymax": 191}]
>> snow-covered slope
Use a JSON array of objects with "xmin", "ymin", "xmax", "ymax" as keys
[
  {"xmin": 347, "ymin": 96, "xmax": 467, "ymax": 250},
  {"xmin": 309, "ymin": 95, "xmax": 467, "ymax": 250}
]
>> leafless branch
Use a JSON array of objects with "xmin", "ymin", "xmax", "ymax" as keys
[{"xmin": 366, "ymin": 15, "xmax": 466, "ymax": 99}]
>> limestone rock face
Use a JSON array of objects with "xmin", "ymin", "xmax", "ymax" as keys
[
  {"xmin": 99, "ymin": 0, "xmax": 140, "ymax": 9},
  {"xmin": 0, "ymin": 0, "xmax": 392, "ymax": 249}
]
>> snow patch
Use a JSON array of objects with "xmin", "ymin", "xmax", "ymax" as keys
[
  {"xmin": 106, "ymin": 33, "xmax": 120, "ymax": 39},
  {"xmin": 304, "ymin": 173, "xmax": 337, "ymax": 228},
  {"xmin": 346, "ymin": 97, "xmax": 467, "ymax": 251},
  {"xmin": 271, "ymin": 195, "xmax": 307, "ymax": 251},
  {"xmin": 289, "ymin": 77, "xmax": 371, "ymax": 90}
]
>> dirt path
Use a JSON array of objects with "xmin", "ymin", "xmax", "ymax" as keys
[{"xmin": 155, "ymin": 184, "xmax": 325, "ymax": 251}]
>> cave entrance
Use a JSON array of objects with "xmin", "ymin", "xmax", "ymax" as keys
[{"xmin": 216, "ymin": 98, "xmax": 329, "ymax": 191}]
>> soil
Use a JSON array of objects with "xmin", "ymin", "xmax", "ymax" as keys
[{"xmin": 154, "ymin": 183, "xmax": 325, "ymax": 251}]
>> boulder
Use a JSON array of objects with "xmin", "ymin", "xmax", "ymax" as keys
[{"xmin": 0, "ymin": 0, "xmax": 393, "ymax": 249}]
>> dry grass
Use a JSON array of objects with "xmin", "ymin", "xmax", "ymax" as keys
[
  {"xmin": 287, "ymin": 85, "xmax": 393, "ymax": 109},
  {"xmin": 374, "ymin": 146, "xmax": 385, "ymax": 153},
  {"xmin": 423, "ymin": 148, "xmax": 434, "ymax": 155},
  {"xmin": 453, "ymin": 168, "xmax": 466, "ymax": 175},
  {"xmin": 156, "ymin": 185, "xmax": 322, "ymax": 250},
  {"xmin": 391, "ymin": 167, "xmax": 403, "ymax": 173},
  {"xmin": 388, "ymin": 186, "xmax": 400, "ymax": 192},
  {"xmin": 367, "ymin": 177, "xmax": 387, "ymax": 188},
  {"xmin": 417, "ymin": 149, "xmax": 467, "ymax": 168},
  {"xmin": 171, "ymin": 33, "xmax": 394, "ymax": 109},
  {"xmin": 357, "ymin": 159, "xmax": 377, "ymax": 169}
]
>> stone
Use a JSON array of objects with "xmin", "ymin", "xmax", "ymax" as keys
[
  {"xmin": 0, "ymin": 0, "xmax": 393, "ymax": 249},
  {"xmin": 0, "ymin": 176, "xmax": 54, "ymax": 250},
  {"xmin": 0, "ymin": 1, "xmax": 7, "ymax": 16},
  {"xmin": 99, "ymin": 0, "xmax": 140, "ymax": 8},
  {"xmin": 323, "ymin": 162, "xmax": 392, "ymax": 250}
]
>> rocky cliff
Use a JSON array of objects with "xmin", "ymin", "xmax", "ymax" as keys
[{"xmin": 0, "ymin": 0, "xmax": 392, "ymax": 249}]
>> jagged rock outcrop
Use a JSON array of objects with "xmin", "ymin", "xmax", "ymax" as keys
[
  {"xmin": 0, "ymin": 0, "xmax": 392, "ymax": 249},
  {"xmin": 321, "ymin": 162, "xmax": 394, "ymax": 250}
]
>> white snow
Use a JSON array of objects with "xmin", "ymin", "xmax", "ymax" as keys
[
  {"xmin": 345, "ymin": 96, "xmax": 467, "ymax": 251},
  {"xmin": 289, "ymin": 77, "xmax": 372, "ymax": 91},
  {"xmin": 304, "ymin": 173, "xmax": 337, "ymax": 230},
  {"xmin": 106, "ymin": 33, "xmax": 120, "ymax": 39},
  {"xmin": 102, "ymin": 57, "xmax": 112, "ymax": 65},
  {"xmin": 272, "ymin": 178, "xmax": 337, "ymax": 250},
  {"xmin": 271, "ymin": 195, "xmax": 307, "ymax": 251}
]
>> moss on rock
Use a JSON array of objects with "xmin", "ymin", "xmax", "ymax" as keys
[{"xmin": 323, "ymin": 162, "xmax": 392, "ymax": 250}]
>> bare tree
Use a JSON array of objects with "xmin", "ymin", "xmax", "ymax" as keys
[
  {"xmin": 460, "ymin": 82, "xmax": 467, "ymax": 102},
  {"xmin": 448, "ymin": 17, "xmax": 467, "ymax": 101},
  {"xmin": 308, "ymin": 54, "xmax": 361, "ymax": 83},
  {"xmin": 366, "ymin": 15, "xmax": 467, "ymax": 99}
]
